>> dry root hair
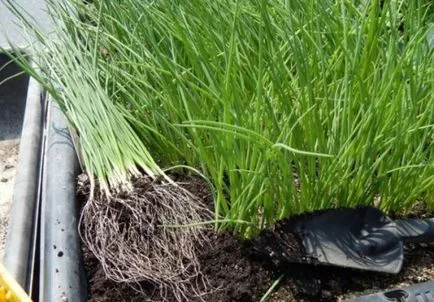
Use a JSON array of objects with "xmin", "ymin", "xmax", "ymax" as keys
[{"xmin": 79, "ymin": 175, "xmax": 212, "ymax": 301}]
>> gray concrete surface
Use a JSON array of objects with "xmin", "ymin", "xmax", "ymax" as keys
[{"xmin": 0, "ymin": 0, "xmax": 51, "ymax": 49}]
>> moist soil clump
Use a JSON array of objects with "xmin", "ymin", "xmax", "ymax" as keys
[{"xmin": 79, "ymin": 175, "xmax": 434, "ymax": 301}]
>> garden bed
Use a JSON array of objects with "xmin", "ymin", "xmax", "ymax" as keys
[{"xmin": 78, "ymin": 174, "xmax": 434, "ymax": 302}]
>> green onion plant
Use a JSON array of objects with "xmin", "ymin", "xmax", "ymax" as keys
[{"xmin": 5, "ymin": 0, "xmax": 434, "ymax": 237}]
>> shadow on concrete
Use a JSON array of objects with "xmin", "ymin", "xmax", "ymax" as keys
[{"xmin": 0, "ymin": 53, "xmax": 30, "ymax": 141}]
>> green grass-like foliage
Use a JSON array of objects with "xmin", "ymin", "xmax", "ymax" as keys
[
  {"xmin": 6, "ymin": 0, "xmax": 434, "ymax": 236},
  {"xmin": 3, "ymin": 0, "xmax": 167, "ymax": 194}
]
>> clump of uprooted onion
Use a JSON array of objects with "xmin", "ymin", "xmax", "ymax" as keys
[{"xmin": 3, "ymin": 2, "xmax": 213, "ymax": 298}]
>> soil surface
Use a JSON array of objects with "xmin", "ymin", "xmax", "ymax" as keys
[
  {"xmin": 80, "ymin": 175, "xmax": 434, "ymax": 302},
  {"xmin": 0, "ymin": 139, "xmax": 19, "ymax": 260}
]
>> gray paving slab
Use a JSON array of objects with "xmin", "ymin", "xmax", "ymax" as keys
[{"xmin": 0, "ymin": 0, "xmax": 52, "ymax": 49}]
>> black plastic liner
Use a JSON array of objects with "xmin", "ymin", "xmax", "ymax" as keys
[
  {"xmin": 39, "ymin": 101, "xmax": 87, "ymax": 302},
  {"xmin": 348, "ymin": 280, "xmax": 434, "ymax": 302}
]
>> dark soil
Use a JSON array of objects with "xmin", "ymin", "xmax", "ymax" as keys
[{"xmin": 79, "ymin": 175, "xmax": 434, "ymax": 302}]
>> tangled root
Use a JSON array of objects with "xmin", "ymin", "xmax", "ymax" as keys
[{"xmin": 78, "ymin": 175, "xmax": 212, "ymax": 301}]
